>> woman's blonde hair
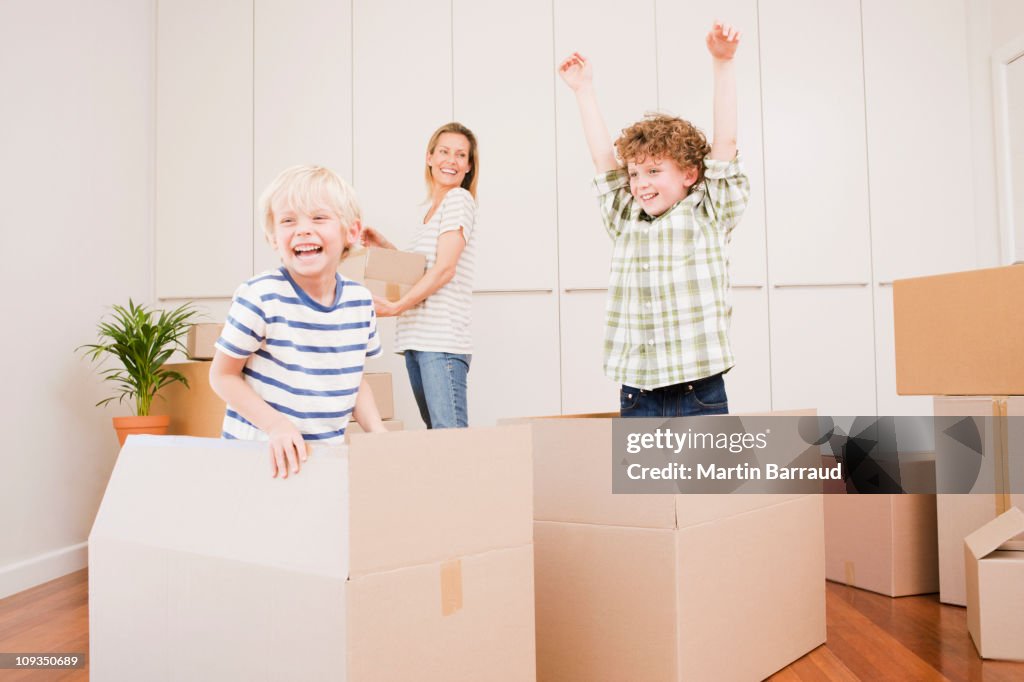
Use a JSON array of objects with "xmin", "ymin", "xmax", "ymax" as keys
[
  {"xmin": 258, "ymin": 165, "xmax": 361, "ymax": 257},
  {"xmin": 423, "ymin": 122, "xmax": 479, "ymax": 198}
]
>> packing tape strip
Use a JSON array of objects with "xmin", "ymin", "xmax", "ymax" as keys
[
  {"xmin": 386, "ymin": 282, "xmax": 402, "ymax": 302},
  {"xmin": 844, "ymin": 561, "xmax": 855, "ymax": 587},
  {"xmin": 440, "ymin": 559, "xmax": 463, "ymax": 616},
  {"xmin": 995, "ymin": 399, "xmax": 1011, "ymax": 516}
]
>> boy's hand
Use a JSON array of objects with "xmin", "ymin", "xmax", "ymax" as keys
[
  {"xmin": 706, "ymin": 21, "xmax": 741, "ymax": 61},
  {"xmin": 266, "ymin": 417, "xmax": 307, "ymax": 479},
  {"xmin": 557, "ymin": 52, "xmax": 592, "ymax": 91}
]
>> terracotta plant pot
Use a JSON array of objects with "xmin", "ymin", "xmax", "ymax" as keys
[{"xmin": 112, "ymin": 415, "xmax": 171, "ymax": 446}]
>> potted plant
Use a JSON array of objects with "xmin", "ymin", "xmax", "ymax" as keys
[{"xmin": 79, "ymin": 299, "xmax": 201, "ymax": 445}]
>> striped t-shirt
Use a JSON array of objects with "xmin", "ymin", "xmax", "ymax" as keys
[
  {"xmin": 215, "ymin": 267, "xmax": 381, "ymax": 443},
  {"xmin": 395, "ymin": 187, "xmax": 477, "ymax": 355}
]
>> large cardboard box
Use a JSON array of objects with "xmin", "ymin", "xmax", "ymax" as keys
[
  {"xmin": 527, "ymin": 419, "xmax": 826, "ymax": 682},
  {"xmin": 185, "ymin": 322, "xmax": 222, "ymax": 360},
  {"xmin": 339, "ymin": 247, "xmax": 426, "ymax": 302},
  {"xmin": 934, "ymin": 396, "xmax": 1024, "ymax": 605},
  {"xmin": 893, "ymin": 264, "xmax": 1024, "ymax": 395},
  {"xmin": 89, "ymin": 429, "xmax": 535, "ymax": 681},
  {"xmin": 964, "ymin": 507, "xmax": 1024, "ymax": 661},
  {"xmin": 824, "ymin": 494, "xmax": 938, "ymax": 596},
  {"xmin": 152, "ymin": 362, "xmax": 396, "ymax": 435}
]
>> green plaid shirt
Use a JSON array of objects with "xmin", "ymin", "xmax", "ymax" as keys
[{"xmin": 593, "ymin": 154, "xmax": 750, "ymax": 390}]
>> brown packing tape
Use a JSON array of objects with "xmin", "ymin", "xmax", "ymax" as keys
[
  {"xmin": 996, "ymin": 399, "xmax": 1012, "ymax": 515},
  {"xmin": 844, "ymin": 561, "xmax": 856, "ymax": 587},
  {"xmin": 440, "ymin": 559, "xmax": 463, "ymax": 616},
  {"xmin": 385, "ymin": 282, "xmax": 402, "ymax": 302}
]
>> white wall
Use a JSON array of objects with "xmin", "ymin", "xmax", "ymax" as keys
[{"xmin": 0, "ymin": 0, "xmax": 154, "ymax": 597}]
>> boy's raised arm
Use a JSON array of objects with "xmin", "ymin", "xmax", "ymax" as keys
[
  {"xmin": 706, "ymin": 22, "xmax": 741, "ymax": 161},
  {"xmin": 557, "ymin": 52, "xmax": 620, "ymax": 173}
]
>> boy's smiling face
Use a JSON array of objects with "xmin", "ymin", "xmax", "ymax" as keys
[
  {"xmin": 270, "ymin": 197, "xmax": 359, "ymax": 283},
  {"xmin": 627, "ymin": 156, "xmax": 699, "ymax": 217}
]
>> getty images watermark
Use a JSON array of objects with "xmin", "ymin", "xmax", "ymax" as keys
[{"xmin": 612, "ymin": 415, "xmax": 1024, "ymax": 494}]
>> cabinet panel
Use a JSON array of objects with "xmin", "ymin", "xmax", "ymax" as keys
[
  {"xmin": 727, "ymin": 287, "xmax": 772, "ymax": 413},
  {"xmin": 862, "ymin": 0, "xmax": 975, "ymax": 281},
  {"xmin": 759, "ymin": 0, "xmax": 871, "ymax": 284},
  {"xmin": 554, "ymin": 0, "xmax": 657, "ymax": 289},
  {"xmin": 656, "ymin": 0, "xmax": 766, "ymax": 285},
  {"xmin": 453, "ymin": 0, "xmax": 558, "ymax": 291},
  {"xmin": 253, "ymin": 0, "xmax": 353, "ymax": 274},
  {"xmin": 156, "ymin": 0, "xmax": 253, "ymax": 298},
  {"xmin": 769, "ymin": 287, "xmax": 876, "ymax": 415},
  {"xmin": 559, "ymin": 290, "xmax": 618, "ymax": 415},
  {"xmin": 352, "ymin": 0, "xmax": 451, "ymax": 251},
  {"xmin": 469, "ymin": 293, "xmax": 562, "ymax": 425}
]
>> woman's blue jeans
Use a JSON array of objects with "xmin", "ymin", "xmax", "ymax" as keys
[{"xmin": 404, "ymin": 350, "xmax": 471, "ymax": 429}]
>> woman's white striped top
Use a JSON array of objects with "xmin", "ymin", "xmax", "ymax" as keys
[
  {"xmin": 395, "ymin": 187, "xmax": 477, "ymax": 355},
  {"xmin": 215, "ymin": 267, "xmax": 381, "ymax": 443}
]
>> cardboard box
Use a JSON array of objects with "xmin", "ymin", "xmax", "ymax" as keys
[
  {"xmin": 824, "ymin": 493, "xmax": 938, "ymax": 596},
  {"xmin": 89, "ymin": 428, "xmax": 535, "ymax": 680},
  {"xmin": 346, "ymin": 419, "xmax": 403, "ymax": 438},
  {"xmin": 964, "ymin": 507, "xmax": 1024, "ymax": 661},
  {"xmin": 339, "ymin": 247, "xmax": 426, "ymax": 302},
  {"xmin": 527, "ymin": 418, "xmax": 826, "ymax": 682},
  {"xmin": 152, "ymin": 362, "xmax": 396, "ymax": 437},
  {"xmin": 894, "ymin": 264, "xmax": 1024, "ymax": 395},
  {"xmin": 185, "ymin": 323, "xmax": 222, "ymax": 360},
  {"xmin": 934, "ymin": 396, "xmax": 1024, "ymax": 605}
]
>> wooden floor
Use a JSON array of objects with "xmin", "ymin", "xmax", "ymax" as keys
[{"xmin": 1, "ymin": 571, "xmax": 1022, "ymax": 680}]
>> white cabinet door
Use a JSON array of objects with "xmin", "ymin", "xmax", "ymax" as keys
[
  {"xmin": 352, "ymin": 0, "xmax": 451, "ymax": 251},
  {"xmin": 559, "ymin": 290, "xmax": 619, "ymax": 415},
  {"xmin": 759, "ymin": 0, "xmax": 871, "ymax": 285},
  {"xmin": 554, "ymin": 0, "xmax": 657, "ymax": 289},
  {"xmin": 253, "ymin": 0, "xmax": 353, "ymax": 275},
  {"xmin": 469, "ymin": 292, "xmax": 562, "ymax": 425},
  {"xmin": 656, "ymin": 0, "xmax": 766, "ymax": 286},
  {"xmin": 769, "ymin": 287, "xmax": 877, "ymax": 416},
  {"xmin": 862, "ymin": 0, "xmax": 975, "ymax": 282},
  {"xmin": 156, "ymin": 0, "xmax": 253, "ymax": 299},
  {"xmin": 727, "ymin": 286, "xmax": 772, "ymax": 413},
  {"xmin": 873, "ymin": 285, "xmax": 932, "ymax": 416},
  {"xmin": 453, "ymin": 0, "xmax": 558, "ymax": 292}
]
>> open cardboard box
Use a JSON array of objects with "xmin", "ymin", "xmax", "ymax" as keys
[
  {"xmin": 522, "ymin": 417, "xmax": 826, "ymax": 681},
  {"xmin": 964, "ymin": 507, "xmax": 1024, "ymax": 661},
  {"xmin": 89, "ymin": 429, "xmax": 535, "ymax": 680}
]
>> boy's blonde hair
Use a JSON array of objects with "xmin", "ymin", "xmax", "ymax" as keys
[
  {"xmin": 259, "ymin": 165, "xmax": 361, "ymax": 256},
  {"xmin": 615, "ymin": 114, "xmax": 711, "ymax": 188},
  {"xmin": 423, "ymin": 122, "xmax": 480, "ymax": 199}
]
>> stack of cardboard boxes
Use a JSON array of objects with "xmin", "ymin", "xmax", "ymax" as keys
[{"xmin": 894, "ymin": 264, "xmax": 1024, "ymax": 660}]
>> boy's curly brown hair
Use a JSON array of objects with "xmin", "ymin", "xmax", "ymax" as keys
[{"xmin": 614, "ymin": 113, "xmax": 710, "ymax": 188}]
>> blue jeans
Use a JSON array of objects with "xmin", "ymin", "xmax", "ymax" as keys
[
  {"xmin": 620, "ymin": 373, "xmax": 729, "ymax": 417},
  {"xmin": 404, "ymin": 350, "xmax": 471, "ymax": 429}
]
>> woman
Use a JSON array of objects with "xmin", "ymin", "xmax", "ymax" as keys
[{"xmin": 363, "ymin": 122, "xmax": 479, "ymax": 429}]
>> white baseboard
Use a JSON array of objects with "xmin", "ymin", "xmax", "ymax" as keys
[{"xmin": 0, "ymin": 542, "xmax": 88, "ymax": 600}]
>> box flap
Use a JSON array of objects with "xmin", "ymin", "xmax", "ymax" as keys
[
  {"xmin": 347, "ymin": 426, "xmax": 533, "ymax": 575},
  {"xmin": 88, "ymin": 436, "xmax": 349, "ymax": 578},
  {"xmin": 965, "ymin": 507, "xmax": 1024, "ymax": 560}
]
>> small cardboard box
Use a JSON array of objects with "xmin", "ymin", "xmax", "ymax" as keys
[
  {"xmin": 152, "ymin": 362, "xmax": 396, "ymax": 437},
  {"xmin": 964, "ymin": 507, "xmax": 1024, "ymax": 661},
  {"xmin": 339, "ymin": 247, "xmax": 426, "ymax": 302},
  {"xmin": 186, "ymin": 323, "xmax": 222, "ymax": 360},
  {"xmin": 527, "ymin": 418, "xmax": 826, "ymax": 681},
  {"xmin": 824, "ymin": 493, "xmax": 939, "ymax": 596},
  {"xmin": 89, "ymin": 429, "xmax": 535, "ymax": 680},
  {"xmin": 893, "ymin": 264, "xmax": 1024, "ymax": 395}
]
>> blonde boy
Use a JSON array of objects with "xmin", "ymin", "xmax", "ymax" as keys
[
  {"xmin": 210, "ymin": 165, "xmax": 386, "ymax": 478},
  {"xmin": 558, "ymin": 22, "xmax": 750, "ymax": 417}
]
